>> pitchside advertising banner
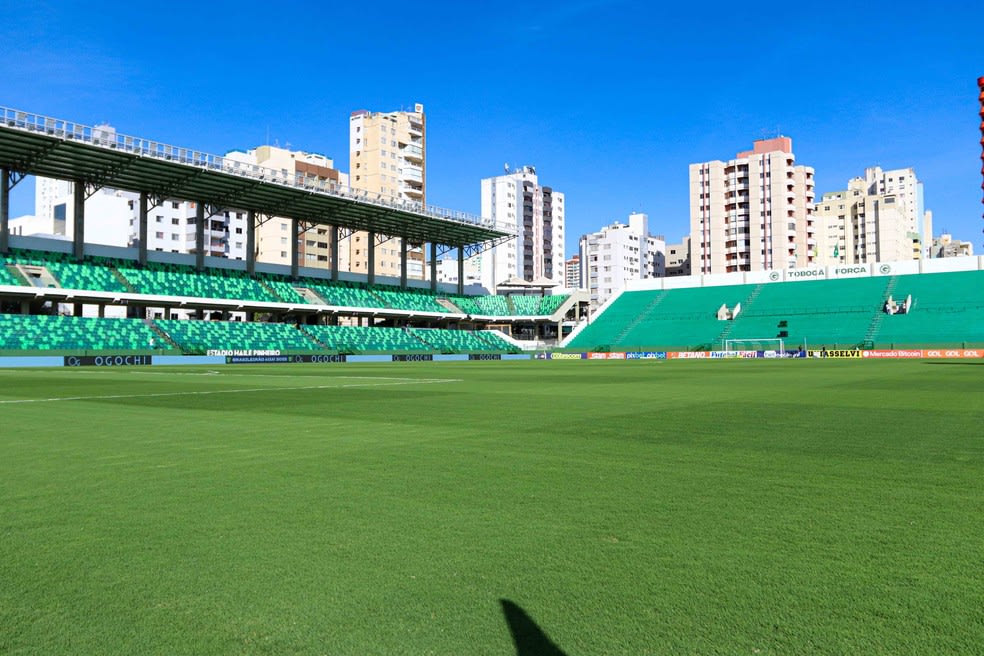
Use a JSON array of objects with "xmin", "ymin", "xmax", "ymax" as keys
[
  {"xmin": 63, "ymin": 355, "xmax": 153, "ymax": 367},
  {"xmin": 225, "ymin": 354, "xmax": 347, "ymax": 364},
  {"xmin": 863, "ymin": 349, "xmax": 983, "ymax": 359}
]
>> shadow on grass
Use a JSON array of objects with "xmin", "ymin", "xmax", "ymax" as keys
[{"xmin": 501, "ymin": 599, "xmax": 569, "ymax": 656}]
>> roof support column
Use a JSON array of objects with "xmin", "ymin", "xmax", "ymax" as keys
[
  {"xmin": 429, "ymin": 243, "xmax": 437, "ymax": 293},
  {"xmin": 137, "ymin": 192, "xmax": 148, "ymax": 267},
  {"xmin": 195, "ymin": 201, "xmax": 205, "ymax": 271},
  {"xmin": 330, "ymin": 225, "xmax": 339, "ymax": 282},
  {"xmin": 246, "ymin": 210, "xmax": 256, "ymax": 276},
  {"xmin": 290, "ymin": 217, "xmax": 300, "ymax": 281},
  {"xmin": 73, "ymin": 180, "xmax": 85, "ymax": 262},
  {"xmin": 400, "ymin": 238, "xmax": 408, "ymax": 289},
  {"xmin": 367, "ymin": 231, "xmax": 376, "ymax": 286},
  {"xmin": 0, "ymin": 167, "xmax": 9, "ymax": 255},
  {"xmin": 457, "ymin": 245, "xmax": 465, "ymax": 296}
]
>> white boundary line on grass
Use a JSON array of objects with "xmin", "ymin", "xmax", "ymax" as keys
[{"xmin": 0, "ymin": 378, "xmax": 463, "ymax": 405}]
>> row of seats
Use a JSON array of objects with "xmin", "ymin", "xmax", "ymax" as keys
[
  {"xmin": 412, "ymin": 328, "xmax": 515, "ymax": 352},
  {"xmin": 5, "ymin": 249, "xmax": 128, "ymax": 293},
  {"xmin": 302, "ymin": 325, "xmax": 432, "ymax": 352},
  {"xmin": 0, "ymin": 248, "xmax": 569, "ymax": 316},
  {"xmin": 156, "ymin": 319, "xmax": 318, "ymax": 353},
  {"xmin": 569, "ymin": 270, "xmax": 984, "ymax": 350},
  {"xmin": 0, "ymin": 313, "xmax": 520, "ymax": 354},
  {"xmin": 116, "ymin": 261, "xmax": 280, "ymax": 303},
  {"xmin": 873, "ymin": 271, "xmax": 984, "ymax": 346},
  {"xmin": 0, "ymin": 313, "xmax": 168, "ymax": 351},
  {"xmin": 447, "ymin": 294, "xmax": 568, "ymax": 316}
]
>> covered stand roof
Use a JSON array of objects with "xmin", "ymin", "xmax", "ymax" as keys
[{"xmin": 0, "ymin": 106, "xmax": 512, "ymax": 247}]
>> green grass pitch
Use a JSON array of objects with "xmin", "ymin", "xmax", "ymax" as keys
[{"xmin": 1, "ymin": 359, "xmax": 982, "ymax": 654}]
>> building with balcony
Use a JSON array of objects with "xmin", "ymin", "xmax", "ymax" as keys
[
  {"xmin": 348, "ymin": 104, "xmax": 427, "ymax": 279},
  {"xmin": 930, "ymin": 233, "xmax": 973, "ymax": 258},
  {"xmin": 225, "ymin": 145, "xmax": 347, "ymax": 269},
  {"xmin": 665, "ymin": 236, "xmax": 691, "ymax": 277},
  {"xmin": 579, "ymin": 213, "xmax": 665, "ymax": 309},
  {"xmin": 475, "ymin": 166, "xmax": 564, "ymax": 291},
  {"xmin": 689, "ymin": 137, "xmax": 816, "ymax": 274},
  {"xmin": 564, "ymin": 254, "xmax": 581, "ymax": 290},
  {"xmin": 813, "ymin": 166, "xmax": 931, "ymax": 265},
  {"xmin": 33, "ymin": 177, "xmax": 249, "ymax": 259}
]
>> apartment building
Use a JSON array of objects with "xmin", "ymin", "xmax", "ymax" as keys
[
  {"xmin": 564, "ymin": 254, "xmax": 581, "ymax": 290},
  {"xmin": 931, "ymin": 233, "xmax": 973, "ymax": 258},
  {"xmin": 689, "ymin": 137, "xmax": 816, "ymax": 274},
  {"xmin": 348, "ymin": 104, "xmax": 426, "ymax": 279},
  {"xmin": 665, "ymin": 236, "xmax": 691, "ymax": 277},
  {"xmin": 226, "ymin": 145, "xmax": 347, "ymax": 269},
  {"xmin": 813, "ymin": 166, "xmax": 931, "ymax": 265},
  {"xmin": 579, "ymin": 213, "xmax": 665, "ymax": 308},
  {"xmin": 31, "ymin": 177, "xmax": 249, "ymax": 259},
  {"xmin": 476, "ymin": 166, "xmax": 564, "ymax": 291}
]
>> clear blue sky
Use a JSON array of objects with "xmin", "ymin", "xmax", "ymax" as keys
[{"xmin": 2, "ymin": 0, "xmax": 981, "ymax": 257}]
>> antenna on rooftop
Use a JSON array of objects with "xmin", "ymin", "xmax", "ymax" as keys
[{"xmin": 504, "ymin": 162, "xmax": 510, "ymax": 174}]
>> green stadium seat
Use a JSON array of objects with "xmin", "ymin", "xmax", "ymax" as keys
[{"xmin": 0, "ymin": 313, "xmax": 172, "ymax": 351}]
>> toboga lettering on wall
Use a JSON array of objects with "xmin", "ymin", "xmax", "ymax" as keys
[
  {"xmin": 64, "ymin": 355, "xmax": 153, "ymax": 367},
  {"xmin": 786, "ymin": 268, "xmax": 825, "ymax": 279}
]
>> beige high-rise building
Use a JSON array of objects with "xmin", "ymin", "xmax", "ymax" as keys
[
  {"xmin": 225, "ymin": 145, "xmax": 347, "ymax": 269},
  {"xmin": 665, "ymin": 236, "xmax": 691, "ymax": 277},
  {"xmin": 689, "ymin": 137, "xmax": 816, "ymax": 274},
  {"xmin": 813, "ymin": 166, "xmax": 930, "ymax": 265},
  {"xmin": 814, "ymin": 181, "xmax": 913, "ymax": 266},
  {"xmin": 348, "ymin": 104, "xmax": 426, "ymax": 279}
]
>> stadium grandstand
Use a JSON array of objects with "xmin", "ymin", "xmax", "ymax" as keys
[
  {"xmin": 564, "ymin": 259, "xmax": 984, "ymax": 353},
  {"xmin": 0, "ymin": 107, "xmax": 583, "ymax": 357},
  {"xmin": 0, "ymin": 105, "xmax": 981, "ymax": 363}
]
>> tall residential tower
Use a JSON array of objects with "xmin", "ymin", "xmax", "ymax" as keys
[
  {"xmin": 689, "ymin": 137, "xmax": 816, "ymax": 274},
  {"xmin": 477, "ymin": 166, "xmax": 564, "ymax": 290},
  {"xmin": 348, "ymin": 104, "xmax": 426, "ymax": 279}
]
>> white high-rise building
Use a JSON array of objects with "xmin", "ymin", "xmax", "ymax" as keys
[
  {"xmin": 579, "ymin": 213, "xmax": 665, "ymax": 308},
  {"xmin": 689, "ymin": 137, "xmax": 816, "ymax": 274},
  {"xmin": 32, "ymin": 178, "xmax": 134, "ymax": 247},
  {"xmin": 476, "ymin": 166, "xmax": 564, "ymax": 291}
]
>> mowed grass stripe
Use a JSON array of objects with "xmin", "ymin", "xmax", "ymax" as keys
[{"xmin": 0, "ymin": 360, "xmax": 982, "ymax": 654}]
